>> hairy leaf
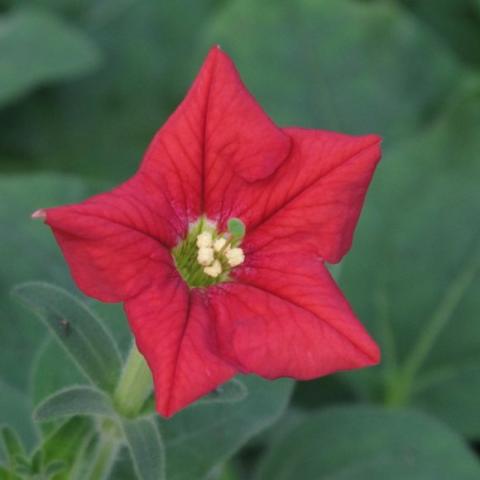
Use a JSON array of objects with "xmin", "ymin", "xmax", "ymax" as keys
[
  {"xmin": 34, "ymin": 386, "xmax": 114, "ymax": 421},
  {"xmin": 13, "ymin": 282, "xmax": 122, "ymax": 393}
]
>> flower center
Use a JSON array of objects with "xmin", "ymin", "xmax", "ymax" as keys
[{"xmin": 172, "ymin": 217, "xmax": 245, "ymax": 288}]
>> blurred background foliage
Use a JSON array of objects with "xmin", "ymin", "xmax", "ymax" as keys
[{"xmin": 1, "ymin": 0, "xmax": 480, "ymax": 479}]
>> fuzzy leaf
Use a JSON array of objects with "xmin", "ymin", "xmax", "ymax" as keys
[
  {"xmin": 0, "ymin": 427, "xmax": 25, "ymax": 463},
  {"xmin": 13, "ymin": 282, "xmax": 122, "ymax": 393},
  {"xmin": 44, "ymin": 460, "xmax": 66, "ymax": 478},
  {"xmin": 0, "ymin": 380, "xmax": 37, "ymax": 451},
  {"xmin": 31, "ymin": 340, "xmax": 87, "ymax": 415},
  {"xmin": 163, "ymin": 376, "xmax": 293, "ymax": 480},
  {"xmin": 0, "ymin": 174, "xmax": 98, "ymax": 393},
  {"xmin": 41, "ymin": 417, "xmax": 93, "ymax": 480},
  {"xmin": 121, "ymin": 416, "xmax": 165, "ymax": 480},
  {"xmin": 199, "ymin": 378, "xmax": 248, "ymax": 405},
  {"xmin": 34, "ymin": 386, "xmax": 115, "ymax": 421},
  {"xmin": 139, "ymin": 378, "xmax": 248, "ymax": 416}
]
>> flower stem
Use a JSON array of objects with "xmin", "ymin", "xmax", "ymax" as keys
[{"xmin": 113, "ymin": 343, "xmax": 153, "ymax": 417}]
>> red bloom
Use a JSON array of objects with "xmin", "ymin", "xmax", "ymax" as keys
[{"xmin": 35, "ymin": 47, "xmax": 381, "ymax": 417}]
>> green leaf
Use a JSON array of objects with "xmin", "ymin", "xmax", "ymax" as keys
[
  {"xmin": 121, "ymin": 416, "xmax": 165, "ymax": 480},
  {"xmin": 400, "ymin": 0, "xmax": 480, "ymax": 66},
  {"xmin": 41, "ymin": 417, "xmax": 93, "ymax": 480},
  {"xmin": 0, "ymin": 427, "xmax": 25, "ymax": 463},
  {"xmin": 200, "ymin": 0, "xmax": 461, "ymax": 143},
  {"xmin": 199, "ymin": 378, "xmax": 248, "ymax": 405},
  {"xmin": 163, "ymin": 376, "xmax": 293, "ymax": 480},
  {"xmin": 0, "ymin": 0, "xmax": 219, "ymax": 179},
  {"xmin": 140, "ymin": 379, "xmax": 251, "ymax": 424},
  {"xmin": 13, "ymin": 282, "xmax": 122, "ymax": 393},
  {"xmin": 0, "ymin": 465, "xmax": 16, "ymax": 480},
  {"xmin": 30, "ymin": 449, "xmax": 44, "ymax": 473},
  {"xmin": 44, "ymin": 460, "xmax": 66, "ymax": 478},
  {"xmin": 0, "ymin": 8, "xmax": 101, "ymax": 107},
  {"xmin": 338, "ymin": 80, "xmax": 480, "ymax": 436},
  {"xmin": 0, "ymin": 173, "xmax": 99, "ymax": 393},
  {"xmin": 256, "ymin": 406, "xmax": 480, "ymax": 480},
  {"xmin": 34, "ymin": 386, "xmax": 115, "ymax": 421},
  {"xmin": 0, "ymin": 380, "xmax": 38, "ymax": 451},
  {"xmin": 0, "ymin": 174, "xmax": 106, "ymax": 441},
  {"xmin": 31, "ymin": 339, "xmax": 87, "ymax": 410}
]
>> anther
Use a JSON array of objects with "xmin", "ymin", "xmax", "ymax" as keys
[
  {"xmin": 225, "ymin": 247, "xmax": 245, "ymax": 267},
  {"xmin": 197, "ymin": 247, "xmax": 214, "ymax": 266},
  {"xmin": 213, "ymin": 237, "xmax": 227, "ymax": 252},
  {"xmin": 204, "ymin": 260, "xmax": 222, "ymax": 278},
  {"xmin": 196, "ymin": 231, "xmax": 213, "ymax": 248}
]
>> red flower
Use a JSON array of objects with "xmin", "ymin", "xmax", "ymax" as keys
[{"xmin": 34, "ymin": 47, "xmax": 381, "ymax": 417}]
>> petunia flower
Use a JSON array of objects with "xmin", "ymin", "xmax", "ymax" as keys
[{"xmin": 33, "ymin": 46, "xmax": 381, "ymax": 417}]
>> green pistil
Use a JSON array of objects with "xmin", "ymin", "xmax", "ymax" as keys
[{"xmin": 172, "ymin": 217, "xmax": 244, "ymax": 289}]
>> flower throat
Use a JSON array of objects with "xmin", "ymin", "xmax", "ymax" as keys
[{"xmin": 172, "ymin": 217, "xmax": 246, "ymax": 288}]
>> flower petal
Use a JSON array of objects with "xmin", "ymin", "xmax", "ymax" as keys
[
  {"xmin": 43, "ymin": 177, "xmax": 181, "ymax": 302},
  {"xmin": 246, "ymin": 129, "xmax": 381, "ymax": 263},
  {"xmin": 209, "ymin": 129, "xmax": 381, "ymax": 264},
  {"xmin": 208, "ymin": 246, "xmax": 380, "ymax": 379},
  {"xmin": 140, "ymin": 46, "xmax": 291, "ymax": 222},
  {"xmin": 125, "ymin": 276, "xmax": 236, "ymax": 417}
]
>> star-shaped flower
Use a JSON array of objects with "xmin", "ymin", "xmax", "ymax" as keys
[{"xmin": 34, "ymin": 46, "xmax": 381, "ymax": 417}]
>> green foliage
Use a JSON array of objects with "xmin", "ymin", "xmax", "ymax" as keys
[
  {"xmin": 12, "ymin": 282, "xmax": 293, "ymax": 479},
  {"xmin": 13, "ymin": 282, "xmax": 123, "ymax": 393},
  {"xmin": 400, "ymin": 0, "xmax": 480, "ymax": 66},
  {"xmin": 34, "ymin": 386, "xmax": 115, "ymax": 421},
  {"xmin": 0, "ymin": 427, "xmax": 26, "ymax": 471},
  {"xmin": 0, "ymin": 0, "xmax": 219, "ymax": 179},
  {"xmin": 0, "ymin": 7, "xmax": 100, "ymax": 107},
  {"xmin": 257, "ymin": 406, "xmax": 480, "ymax": 479},
  {"xmin": 199, "ymin": 378, "xmax": 248, "ymax": 405},
  {"xmin": 0, "ymin": 418, "xmax": 92, "ymax": 480},
  {"xmin": 338, "ymin": 80, "xmax": 480, "ymax": 436},
  {"xmin": 31, "ymin": 340, "xmax": 86, "ymax": 408},
  {"xmin": 40, "ymin": 418, "xmax": 93, "ymax": 480},
  {"xmin": 1, "ymin": 0, "xmax": 480, "ymax": 477},
  {"xmin": 201, "ymin": 0, "xmax": 461, "ymax": 142},
  {"xmin": 162, "ymin": 376, "xmax": 293, "ymax": 480},
  {"xmin": 0, "ymin": 380, "xmax": 37, "ymax": 451},
  {"xmin": 121, "ymin": 417, "xmax": 165, "ymax": 480},
  {"xmin": 0, "ymin": 174, "xmax": 101, "ymax": 392}
]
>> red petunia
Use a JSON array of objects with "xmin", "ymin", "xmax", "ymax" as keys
[{"xmin": 34, "ymin": 46, "xmax": 381, "ymax": 417}]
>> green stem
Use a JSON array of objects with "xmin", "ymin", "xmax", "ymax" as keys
[
  {"xmin": 386, "ymin": 249, "xmax": 480, "ymax": 407},
  {"xmin": 113, "ymin": 343, "xmax": 153, "ymax": 417},
  {"xmin": 87, "ymin": 421, "xmax": 120, "ymax": 480}
]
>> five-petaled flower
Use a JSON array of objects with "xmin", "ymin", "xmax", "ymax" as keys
[{"xmin": 33, "ymin": 46, "xmax": 382, "ymax": 417}]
